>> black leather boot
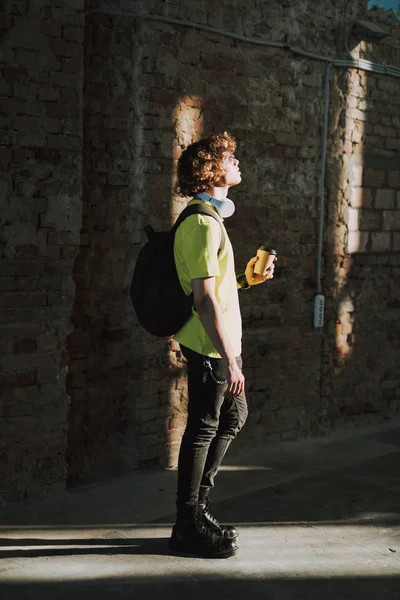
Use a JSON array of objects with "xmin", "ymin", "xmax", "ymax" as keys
[
  {"xmin": 198, "ymin": 487, "xmax": 239, "ymax": 540},
  {"xmin": 169, "ymin": 504, "xmax": 238, "ymax": 558}
]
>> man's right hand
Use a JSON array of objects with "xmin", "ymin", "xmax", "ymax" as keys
[{"xmin": 224, "ymin": 359, "xmax": 245, "ymax": 397}]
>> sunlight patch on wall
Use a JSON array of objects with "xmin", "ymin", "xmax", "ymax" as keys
[
  {"xmin": 170, "ymin": 95, "xmax": 204, "ymax": 222},
  {"xmin": 335, "ymin": 68, "xmax": 367, "ymax": 360},
  {"xmin": 336, "ymin": 295, "xmax": 355, "ymax": 357}
]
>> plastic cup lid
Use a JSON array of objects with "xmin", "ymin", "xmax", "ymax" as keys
[{"xmin": 258, "ymin": 245, "xmax": 277, "ymax": 253}]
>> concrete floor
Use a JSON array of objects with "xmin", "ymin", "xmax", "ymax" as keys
[{"xmin": 0, "ymin": 418, "xmax": 399, "ymax": 600}]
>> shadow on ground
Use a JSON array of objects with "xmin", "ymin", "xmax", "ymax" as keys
[{"xmin": 0, "ymin": 420, "xmax": 399, "ymax": 600}]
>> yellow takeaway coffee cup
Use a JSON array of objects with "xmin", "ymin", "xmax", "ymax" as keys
[{"xmin": 254, "ymin": 245, "xmax": 277, "ymax": 276}]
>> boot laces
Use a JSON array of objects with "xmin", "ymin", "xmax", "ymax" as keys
[
  {"xmin": 195, "ymin": 509, "xmax": 221, "ymax": 538},
  {"xmin": 203, "ymin": 499, "xmax": 221, "ymax": 528}
]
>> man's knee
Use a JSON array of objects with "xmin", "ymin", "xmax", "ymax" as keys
[
  {"xmin": 237, "ymin": 402, "xmax": 248, "ymax": 432},
  {"xmin": 219, "ymin": 394, "xmax": 248, "ymax": 438}
]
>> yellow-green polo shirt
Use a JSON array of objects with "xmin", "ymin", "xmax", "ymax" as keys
[{"xmin": 173, "ymin": 200, "xmax": 242, "ymax": 358}]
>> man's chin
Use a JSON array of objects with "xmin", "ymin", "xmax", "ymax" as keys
[{"xmin": 230, "ymin": 175, "xmax": 242, "ymax": 187}]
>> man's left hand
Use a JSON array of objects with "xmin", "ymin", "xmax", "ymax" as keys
[{"xmin": 245, "ymin": 255, "xmax": 277, "ymax": 286}]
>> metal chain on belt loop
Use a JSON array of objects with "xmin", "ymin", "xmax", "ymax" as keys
[{"xmin": 203, "ymin": 358, "xmax": 227, "ymax": 385}]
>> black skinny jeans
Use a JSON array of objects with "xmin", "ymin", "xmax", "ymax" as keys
[{"xmin": 176, "ymin": 345, "xmax": 248, "ymax": 514}]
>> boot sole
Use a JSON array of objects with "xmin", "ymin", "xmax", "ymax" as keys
[
  {"xmin": 168, "ymin": 538, "xmax": 238, "ymax": 559},
  {"xmin": 208, "ymin": 527, "xmax": 239, "ymax": 540}
]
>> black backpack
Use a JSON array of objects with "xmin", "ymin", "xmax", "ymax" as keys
[{"xmin": 130, "ymin": 203, "xmax": 225, "ymax": 337}]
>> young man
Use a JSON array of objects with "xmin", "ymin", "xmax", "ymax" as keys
[{"xmin": 170, "ymin": 132, "xmax": 276, "ymax": 558}]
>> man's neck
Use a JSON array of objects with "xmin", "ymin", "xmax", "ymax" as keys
[{"xmin": 204, "ymin": 186, "xmax": 229, "ymax": 200}]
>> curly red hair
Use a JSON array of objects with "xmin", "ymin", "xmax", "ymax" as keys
[{"xmin": 175, "ymin": 132, "xmax": 237, "ymax": 197}]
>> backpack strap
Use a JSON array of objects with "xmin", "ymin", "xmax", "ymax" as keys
[{"xmin": 172, "ymin": 203, "xmax": 226, "ymax": 254}]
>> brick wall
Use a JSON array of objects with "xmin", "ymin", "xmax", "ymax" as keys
[
  {"xmin": 322, "ymin": 4, "xmax": 400, "ymax": 428},
  {"xmin": 1, "ymin": 0, "xmax": 399, "ymax": 504},
  {"xmin": 66, "ymin": 11, "xmax": 153, "ymax": 484},
  {"xmin": 0, "ymin": 0, "xmax": 84, "ymax": 503}
]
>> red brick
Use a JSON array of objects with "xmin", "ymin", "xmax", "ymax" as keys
[
  {"xmin": 15, "ymin": 244, "xmax": 38, "ymax": 259},
  {"xmin": 275, "ymin": 132, "xmax": 303, "ymax": 146},
  {"xmin": 59, "ymin": 88, "xmax": 80, "ymax": 105},
  {"xmin": 41, "ymin": 22, "xmax": 62, "ymax": 38},
  {"xmin": 63, "ymin": 25, "xmax": 84, "ymax": 43},
  {"xmin": 9, "ymin": 75, "xmax": 32, "ymax": 96},
  {"xmin": 3, "ymin": 293, "xmax": 47, "ymax": 308},
  {"xmin": 388, "ymin": 171, "xmax": 400, "ymax": 189},
  {"xmin": 50, "ymin": 40, "xmax": 81, "ymax": 59},
  {"xmin": 200, "ymin": 55, "xmax": 229, "ymax": 71},
  {"xmin": 36, "ymin": 275, "xmax": 61, "ymax": 292},
  {"xmin": 383, "ymin": 211, "xmax": 400, "ymax": 231},
  {"xmin": 38, "ymin": 87, "xmax": 61, "ymax": 102},
  {"xmin": 3, "ymin": 66, "xmax": 27, "ymax": 82},
  {"xmin": 355, "ymin": 254, "xmax": 385, "ymax": 265},
  {"xmin": 60, "ymin": 245, "xmax": 78, "ymax": 259},
  {"xmin": 62, "ymin": 120, "xmax": 81, "ymax": 135},
  {"xmin": 12, "ymin": 148, "xmax": 33, "ymax": 163},
  {"xmin": 150, "ymin": 88, "xmax": 179, "ymax": 105},
  {"xmin": 386, "ymin": 138, "xmax": 400, "ymax": 151},
  {"xmin": 358, "ymin": 210, "xmax": 383, "ymax": 231},
  {"xmin": 46, "ymin": 103, "xmax": 79, "ymax": 119},
  {"xmin": 363, "ymin": 168, "xmax": 386, "ymax": 187},
  {"xmin": 13, "ymin": 339, "xmax": 38, "ymax": 354},
  {"xmin": 0, "ymin": 98, "xmax": 42, "ymax": 117},
  {"xmin": 99, "ymin": 129, "xmax": 127, "ymax": 143},
  {"xmin": 371, "ymin": 232, "xmax": 391, "ymax": 252},
  {"xmin": 46, "ymin": 133, "xmax": 81, "ymax": 150},
  {"xmin": 47, "ymin": 232, "xmax": 74, "ymax": 245},
  {"xmin": 34, "ymin": 148, "xmax": 61, "ymax": 165},
  {"xmin": 0, "ymin": 146, "xmax": 11, "ymax": 166},
  {"xmin": 62, "ymin": 58, "xmax": 82, "ymax": 73},
  {"xmin": 0, "ymin": 370, "xmax": 37, "ymax": 388},
  {"xmin": 393, "ymin": 233, "xmax": 400, "ymax": 251},
  {"xmin": 375, "ymin": 189, "xmax": 395, "ymax": 209},
  {"xmin": 35, "ymin": 181, "xmax": 60, "ymax": 197},
  {"xmin": 0, "ymin": 261, "xmax": 45, "ymax": 277},
  {"xmin": 50, "ymin": 71, "xmax": 82, "ymax": 90}
]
